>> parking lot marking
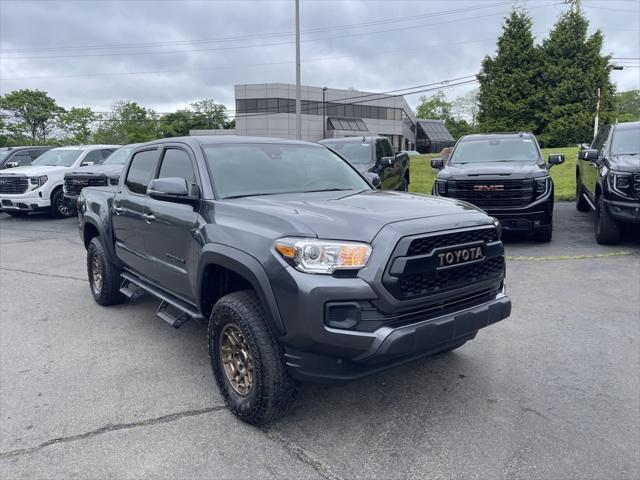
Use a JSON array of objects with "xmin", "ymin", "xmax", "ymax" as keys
[{"xmin": 507, "ymin": 251, "xmax": 635, "ymax": 262}]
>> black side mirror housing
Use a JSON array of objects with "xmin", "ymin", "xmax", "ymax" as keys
[
  {"xmin": 547, "ymin": 154, "xmax": 565, "ymax": 166},
  {"xmin": 579, "ymin": 150, "xmax": 599, "ymax": 162},
  {"xmin": 147, "ymin": 177, "xmax": 198, "ymax": 203},
  {"xmin": 364, "ymin": 172, "xmax": 381, "ymax": 189},
  {"xmin": 431, "ymin": 158, "xmax": 444, "ymax": 169},
  {"xmin": 381, "ymin": 156, "xmax": 394, "ymax": 166}
]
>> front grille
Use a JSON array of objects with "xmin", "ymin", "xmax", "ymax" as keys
[
  {"xmin": 408, "ymin": 228, "xmax": 498, "ymax": 256},
  {"xmin": 634, "ymin": 174, "xmax": 640, "ymax": 197},
  {"xmin": 64, "ymin": 175, "xmax": 107, "ymax": 195},
  {"xmin": 447, "ymin": 179, "xmax": 534, "ymax": 209},
  {"xmin": 383, "ymin": 227, "xmax": 504, "ymax": 301},
  {"xmin": 0, "ymin": 175, "xmax": 29, "ymax": 194}
]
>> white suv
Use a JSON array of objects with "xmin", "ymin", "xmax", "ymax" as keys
[{"xmin": 0, "ymin": 145, "xmax": 119, "ymax": 218}]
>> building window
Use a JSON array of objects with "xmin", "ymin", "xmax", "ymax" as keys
[{"xmin": 268, "ymin": 98, "xmax": 278, "ymax": 113}]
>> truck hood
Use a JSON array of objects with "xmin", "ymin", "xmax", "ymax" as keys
[
  {"xmin": 0, "ymin": 165, "xmax": 70, "ymax": 177},
  {"xmin": 221, "ymin": 189, "xmax": 489, "ymax": 242},
  {"xmin": 610, "ymin": 154, "xmax": 640, "ymax": 173},
  {"xmin": 66, "ymin": 164, "xmax": 124, "ymax": 176},
  {"xmin": 438, "ymin": 161, "xmax": 548, "ymax": 180}
]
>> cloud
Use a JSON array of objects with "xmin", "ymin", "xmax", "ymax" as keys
[{"xmin": 1, "ymin": 0, "xmax": 638, "ymax": 113}]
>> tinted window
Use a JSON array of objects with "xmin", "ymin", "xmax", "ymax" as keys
[
  {"xmin": 29, "ymin": 149, "xmax": 48, "ymax": 160},
  {"xmin": 100, "ymin": 148, "xmax": 117, "ymax": 159},
  {"xmin": 31, "ymin": 149, "xmax": 82, "ymax": 167},
  {"xmin": 450, "ymin": 137, "xmax": 541, "ymax": 164},
  {"xmin": 204, "ymin": 144, "xmax": 369, "ymax": 199},
  {"xmin": 380, "ymin": 139, "xmax": 394, "ymax": 158},
  {"xmin": 126, "ymin": 150, "xmax": 157, "ymax": 194},
  {"xmin": 610, "ymin": 126, "xmax": 640, "ymax": 156},
  {"xmin": 158, "ymin": 148, "xmax": 195, "ymax": 184},
  {"xmin": 14, "ymin": 152, "xmax": 32, "ymax": 166},
  {"xmin": 591, "ymin": 125, "xmax": 611, "ymax": 154},
  {"xmin": 81, "ymin": 150, "xmax": 105, "ymax": 165}
]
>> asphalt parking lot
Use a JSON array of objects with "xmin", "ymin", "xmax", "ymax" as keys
[{"xmin": 0, "ymin": 202, "xmax": 639, "ymax": 480}]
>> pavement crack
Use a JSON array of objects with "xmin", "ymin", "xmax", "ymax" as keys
[
  {"xmin": 0, "ymin": 267, "xmax": 85, "ymax": 282},
  {"xmin": 262, "ymin": 428, "xmax": 344, "ymax": 480},
  {"xmin": 0, "ymin": 406, "xmax": 226, "ymax": 459}
]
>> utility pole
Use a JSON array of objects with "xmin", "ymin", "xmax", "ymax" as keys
[
  {"xmin": 322, "ymin": 86, "xmax": 327, "ymax": 140},
  {"xmin": 593, "ymin": 87, "xmax": 601, "ymax": 140},
  {"xmin": 295, "ymin": 0, "xmax": 302, "ymax": 140}
]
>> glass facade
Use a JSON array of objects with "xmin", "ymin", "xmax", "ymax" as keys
[{"xmin": 236, "ymin": 97, "xmax": 404, "ymax": 121}]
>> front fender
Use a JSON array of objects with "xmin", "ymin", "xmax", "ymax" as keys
[
  {"xmin": 81, "ymin": 211, "xmax": 119, "ymax": 265},
  {"xmin": 197, "ymin": 244, "xmax": 285, "ymax": 335}
]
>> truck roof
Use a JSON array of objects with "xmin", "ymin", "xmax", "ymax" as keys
[
  {"xmin": 144, "ymin": 135, "xmax": 320, "ymax": 148},
  {"xmin": 459, "ymin": 132, "xmax": 536, "ymax": 142}
]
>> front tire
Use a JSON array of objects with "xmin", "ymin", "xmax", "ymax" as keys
[
  {"xmin": 209, "ymin": 290, "xmax": 298, "ymax": 425},
  {"xmin": 87, "ymin": 237, "xmax": 125, "ymax": 306},
  {"xmin": 595, "ymin": 196, "xmax": 620, "ymax": 244},
  {"xmin": 49, "ymin": 188, "xmax": 76, "ymax": 219},
  {"xmin": 576, "ymin": 178, "xmax": 590, "ymax": 212}
]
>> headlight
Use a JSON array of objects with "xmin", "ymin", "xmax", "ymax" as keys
[
  {"xmin": 609, "ymin": 172, "xmax": 633, "ymax": 198},
  {"xmin": 274, "ymin": 237, "xmax": 372, "ymax": 274},
  {"xmin": 534, "ymin": 176, "xmax": 550, "ymax": 198},
  {"xmin": 29, "ymin": 175, "xmax": 48, "ymax": 189},
  {"xmin": 435, "ymin": 179, "xmax": 447, "ymax": 195}
]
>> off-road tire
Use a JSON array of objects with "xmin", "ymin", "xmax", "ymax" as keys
[
  {"xmin": 209, "ymin": 290, "xmax": 298, "ymax": 425},
  {"xmin": 87, "ymin": 237, "xmax": 125, "ymax": 306},
  {"xmin": 49, "ymin": 188, "xmax": 76, "ymax": 219},
  {"xmin": 595, "ymin": 196, "xmax": 620, "ymax": 245},
  {"xmin": 575, "ymin": 178, "xmax": 590, "ymax": 212}
]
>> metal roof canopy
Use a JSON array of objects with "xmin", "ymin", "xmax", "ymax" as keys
[{"xmin": 416, "ymin": 119, "xmax": 454, "ymax": 142}]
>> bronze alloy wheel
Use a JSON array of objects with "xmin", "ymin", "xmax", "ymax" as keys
[
  {"xmin": 91, "ymin": 254, "xmax": 103, "ymax": 294},
  {"xmin": 219, "ymin": 323, "xmax": 255, "ymax": 396}
]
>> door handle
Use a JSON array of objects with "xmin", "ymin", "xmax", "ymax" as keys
[
  {"xmin": 113, "ymin": 206, "xmax": 124, "ymax": 215},
  {"xmin": 143, "ymin": 213, "xmax": 156, "ymax": 222}
]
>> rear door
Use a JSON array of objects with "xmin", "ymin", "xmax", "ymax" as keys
[
  {"xmin": 142, "ymin": 145, "xmax": 200, "ymax": 300},
  {"xmin": 112, "ymin": 147, "xmax": 159, "ymax": 275}
]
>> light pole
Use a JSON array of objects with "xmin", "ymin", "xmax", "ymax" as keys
[
  {"xmin": 295, "ymin": 0, "xmax": 301, "ymax": 140},
  {"xmin": 322, "ymin": 86, "xmax": 327, "ymax": 140}
]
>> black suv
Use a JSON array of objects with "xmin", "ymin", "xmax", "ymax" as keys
[
  {"xmin": 576, "ymin": 121, "xmax": 640, "ymax": 244},
  {"xmin": 319, "ymin": 136, "xmax": 409, "ymax": 191},
  {"xmin": 0, "ymin": 146, "xmax": 52, "ymax": 169},
  {"xmin": 78, "ymin": 136, "xmax": 510, "ymax": 424},
  {"xmin": 431, "ymin": 133, "xmax": 564, "ymax": 242}
]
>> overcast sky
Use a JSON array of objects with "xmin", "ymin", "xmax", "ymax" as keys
[{"xmin": 1, "ymin": 0, "xmax": 638, "ymax": 115}]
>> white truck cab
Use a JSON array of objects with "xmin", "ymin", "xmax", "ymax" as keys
[{"xmin": 0, "ymin": 144, "xmax": 119, "ymax": 218}]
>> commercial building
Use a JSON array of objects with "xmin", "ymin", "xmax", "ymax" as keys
[{"xmin": 193, "ymin": 83, "xmax": 418, "ymax": 152}]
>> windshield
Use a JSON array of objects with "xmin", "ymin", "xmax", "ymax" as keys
[
  {"xmin": 103, "ymin": 145, "xmax": 135, "ymax": 165},
  {"xmin": 611, "ymin": 127, "xmax": 640, "ymax": 156},
  {"xmin": 204, "ymin": 143, "xmax": 370, "ymax": 199},
  {"xmin": 0, "ymin": 150, "xmax": 9, "ymax": 161},
  {"xmin": 450, "ymin": 137, "xmax": 541, "ymax": 164},
  {"xmin": 31, "ymin": 149, "xmax": 81, "ymax": 167},
  {"xmin": 321, "ymin": 141, "xmax": 372, "ymax": 165}
]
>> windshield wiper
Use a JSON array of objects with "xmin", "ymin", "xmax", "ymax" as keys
[{"xmin": 614, "ymin": 152, "xmax": 639, "ymax": 156}]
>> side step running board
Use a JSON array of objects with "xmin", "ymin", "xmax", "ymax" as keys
[{"xmin": 120, "ymin": 272, "xmax": 204, "ymax": 328}]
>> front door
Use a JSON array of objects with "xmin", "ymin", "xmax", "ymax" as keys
[
  {"xmin": 376, "ymin": 139, "xmax": 401, "ymax": 190},
  {"xmin": 142, "ymin": 146, "xmax": 200, "ymax": 301},
  {"xmin": 112, "ymin": 148, "xmax": 159, "ymax": 275}
]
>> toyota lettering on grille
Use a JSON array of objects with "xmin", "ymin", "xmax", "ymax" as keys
[
  {"xmin": 473, "ymin": 184, "xmax": 504, "ymax": 191},
  {"xmin": 437, "ymin": 246, "xmax": 484, "ymax": 268}
]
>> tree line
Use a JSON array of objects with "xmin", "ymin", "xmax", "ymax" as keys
[
  {"xmin": 0, "ymin": 92, "xmax": 234, "ymax": 147},
  {"xmin": 416, "ymin": 8, "xmax": 638, "ymax": 147}
]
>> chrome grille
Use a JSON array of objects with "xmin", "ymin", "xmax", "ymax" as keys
[{"xmin": 0, "ymin": 175, "xmax": 29, "ymax": 194}]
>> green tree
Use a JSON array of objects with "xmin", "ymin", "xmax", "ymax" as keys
[
  {"xmin": 415, "ymin": 91, "xmax": 452, "ymax": 120},
  {"xmin": 160, "ymin": 109, "xmax": 197, "ymax": 137},
  {"xmin": 93, "ymin": 101, "xmax": 159, "ymax": 144},
  {"xmin": 58, "ymin": 107, "xmax": 96, "ymax": 143},
  {"xmin": 0, "ymin": 89, "xmax": 64, "ymax": 143},
  {"xmin": 538, "ymin": 8, "xmax": 615, "ymax": 146},
  {"xmin": 615, "ymin": 90, "xmax": 640, "ymax": 122},
  {"xmin": 190, "ymin": 98, "xmax": 227, "ymax": 129},
  {"xmin": 477, "ymin": 9, "xmax": 544, "ymax": 134}
]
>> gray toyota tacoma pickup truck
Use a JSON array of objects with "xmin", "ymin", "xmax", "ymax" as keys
[{"xmin": 78, "ymin": 136, "xmax": 511, "ymax": 424}]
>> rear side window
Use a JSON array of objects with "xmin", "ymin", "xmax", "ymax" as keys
[
  {"xmin": 126, "ymin": 150, "xmax": 157, "ymax": 195},
  {"xmin": 13, "ymin": 151, "xmax": 32, "ymax": 166},
  {"xmin": 158, "ymin": 148, "xmax": 195, "ymax": 185},
  {"xmin": 100, "ymin": 148, "xmax": 117, "ymax": 159},
  {"xmin": 29, "ymin": 149, "xmax": 47, "ymax": 160},
  {"xmin": 82, "ymin": 149, "xmax": 104, "ymax": 165}
]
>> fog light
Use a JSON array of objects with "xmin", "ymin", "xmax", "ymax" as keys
[{"xmin": 325, "ymin": 303, "xmax": 361, "ymax": 329}]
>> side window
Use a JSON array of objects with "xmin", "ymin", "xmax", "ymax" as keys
[
  {"xmin": 14, "ymin": 152, "xmax": 32, "ymax": 166},
  {"xmin": 591, "ymin": 125, "xmax": 611, "ymax": 155},
  {"xmin": 100, "ymin": 148, "xmax": 116, "ymax": 160},
  {"xmin": 126, "ymin": 150, "xmax": 157, "ymax": 195},
  {"xmin": 380, "ymin": 139, "xmax": 394, "ymax": 158},
  {"xmin": 157, "ymin": 148, "xmax": 196, "ymax": 186},
  {"xmin": 81, "ymin": 149, "xmax": 104, "ymax": 166},
  {"xmin": 29, "ymin": 149, "xmax": 46, "ymax": 160},
  {"xmin": 375, "ymin": 141, "xmax": 383, "ymax": 161}
]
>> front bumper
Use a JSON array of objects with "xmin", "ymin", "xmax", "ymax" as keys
[
  {"xmin": 604, "ymin": 198, "xmax": 640, "ymax": 224},
  {"xmin": 0, "ymin": 192, "xmax": 50, "ymax": 211}
]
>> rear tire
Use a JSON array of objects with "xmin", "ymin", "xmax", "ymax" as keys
[
  {"xmin": 49, "ymin": 188, "xmax": 76, "ymax": 219},
  {"xmin": 576, "ymin": 178, "xmax": 590, "ymax": 212},
  {"xmin": 87, "ymin": 237, "xmax": 125, "ymax": 306},
  {"xmin": 595, "ymin": 196, "xmax": 620, "ymax": 245},
  {"xmin": 209, "ymin": 290, "xmax": 298, "ymax": 425}
]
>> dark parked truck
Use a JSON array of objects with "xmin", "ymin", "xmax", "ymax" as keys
[
  {"xmin": 319, "ymin": 136, "xmax": 409, "ymax": 191},
  {"xmin": 576, "ymin": 121, "xmax": 640, "ymax": 244},
  {"xmin": 431, "ymin": 133, "xmax": 564, "ymax": 242},
  {"xmin": 78, "ymin": 136, "xmax": 511, "ymax": 424}
]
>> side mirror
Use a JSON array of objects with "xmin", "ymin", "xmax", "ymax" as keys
[
  {"xmin": 364, "ymin": 172, "xmax": 381, "ymax": 189},
  {"xmin": 547, "ymin": 154, "xmax": 565, "ymax": 166},
  {"xmin": 381, "ymin": 156, "xmax": 394, "ymax": 166},
  {"xmin": 80, "ymin": 161, "xmax": 95, "ymax": 167},
  {"xmin": 579, "ymin": 150, "xmax": 599, "ymax": 162},
  {"xmin": 5, "ymin": 161, "xmax": 18, "ymax": 169},
  {"xmin": 147, "ymin": 177, "xmax": 198, "ymax": 203},
  {"xmin": 431, "ymin": 158, "xmax": 444, "ymax": 169}
]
